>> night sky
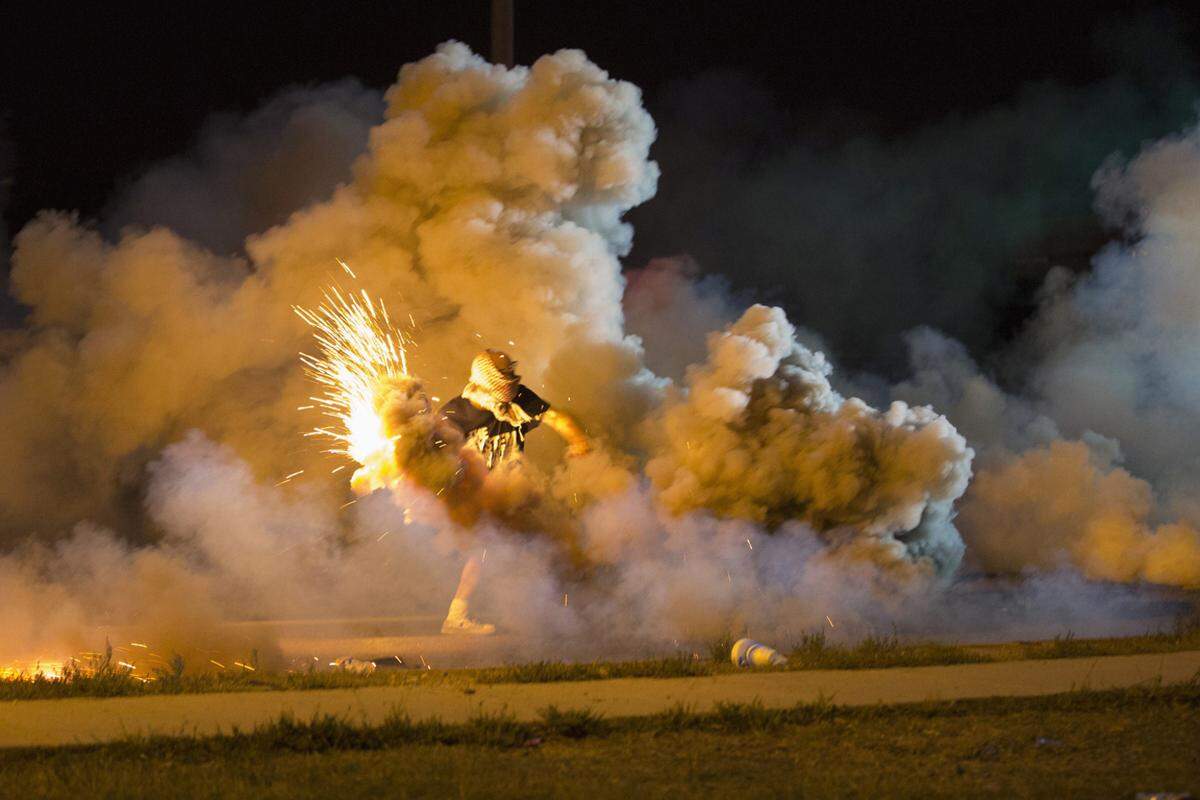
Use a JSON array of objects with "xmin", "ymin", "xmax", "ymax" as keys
[{"xmin": 3, "ymin": 0, "xmax": 1198, "ymax": 369}]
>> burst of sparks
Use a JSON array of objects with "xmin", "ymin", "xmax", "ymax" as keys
[
  {"xmin": 294, "ymin": 283, "xmax": 409, "ymax": 468},
  {"xmin": 0, "ymin": 660, "xmax": 67, "ymax": 680},
  {"xmin": 0, "ymin": 645, "xmax": 280, "ymax": 684}
]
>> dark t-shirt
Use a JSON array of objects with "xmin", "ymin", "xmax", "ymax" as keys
[{"xmin": 438, "ymin": 386, "xmax": 550, "ymax": 466}]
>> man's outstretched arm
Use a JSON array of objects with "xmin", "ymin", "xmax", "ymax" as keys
[{"xmin": 541, "ymin": 408, "xmax": 591, "ymax": 456}]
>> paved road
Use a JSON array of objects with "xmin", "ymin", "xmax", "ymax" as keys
[{"xmin": 2, "ymin": 650, "xmax": 1197, "ymax": 749}]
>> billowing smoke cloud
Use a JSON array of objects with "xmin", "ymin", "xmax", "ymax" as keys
[
  {"xmin": 1027, "ymin": 127, "xmax": 1200, "ymax": 489},
  {"xmin": 897, "ymin": 266, "xmax": 1200, "ymax": 587},
  {"xmin": 1, "ymin": 42, "xmax": 662, "ymax": 539},
  {"xmin": 2, "ymin": 35, "xmax": 1196, "ymax": 672},
  {"xmin": 958, "ymin": 440, "xmax": 1200, "ymax": 586},
  {"xmin": 962, "ymin": 122, "xmax": 1200, "ymax": 587},
  {"xmin": 647, "ymin": 305, "xmax": 972, "ymax": 577},
  {"xmin": 0, "ymin": 41, "xmax": 982, "ymax": 665}
]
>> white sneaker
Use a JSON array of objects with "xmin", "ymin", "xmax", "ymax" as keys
[{"xmin": 441, "ymin": 616, "xmax": 496, "ymax": 635}]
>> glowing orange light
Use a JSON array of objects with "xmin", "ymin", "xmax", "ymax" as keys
[{"xmin": 294, "ymin": 280, "xmax": 410, "ymax": 477}]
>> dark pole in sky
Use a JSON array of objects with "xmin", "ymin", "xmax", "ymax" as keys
[{"xmin": 492, "ymin": 0, "xmax": 514, "ymax": 67}]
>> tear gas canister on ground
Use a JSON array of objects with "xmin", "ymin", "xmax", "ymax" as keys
[{"xmin": 731, "ymin": 638, "xmax": 788, "ymax": 667}]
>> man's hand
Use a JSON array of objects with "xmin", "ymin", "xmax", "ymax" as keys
[
  {"xmin": 543, "ymin": 408, "xmax": 592, "ymax": 458},
  {"xmin": 566, "ymin": 438, "xmax": 592, "ymax": 458}
]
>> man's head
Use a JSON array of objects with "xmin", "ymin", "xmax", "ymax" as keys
[{"xmin": 469, "ymin": 349, "xmax": 520, "ymax": 402}]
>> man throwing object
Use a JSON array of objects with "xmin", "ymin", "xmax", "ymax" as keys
[{"xmin": 436, "ymin": 349, "xmax": 590, "ymax": 634}]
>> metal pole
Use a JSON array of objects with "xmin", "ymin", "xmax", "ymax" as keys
[{"xmin": 491, "ymin": 0, "xmax": 514, "ymax": 67}]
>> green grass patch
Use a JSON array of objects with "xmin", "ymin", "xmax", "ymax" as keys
[
  {"xmin": 0, "ymin": 683, "xmax": 1196, "ymax": 798},
  {"xmin": 3, "ymin": 679, "xmax": 1196, "ymax": 760},
  {"xmin": 787, "ymin": 630, "xmax": 993, "ymax": 669},
  {"xmin": 1011, "ymin": 627, "xmax": 1200, "ymax": 660}
]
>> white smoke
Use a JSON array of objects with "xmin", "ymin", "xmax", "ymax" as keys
[
  {"xmin": 897, "ymin": 189, "xmax": 1200, "ymax": 587},
  {"xmin": 1029, "ymin": 127, "xmax": 1200, "ymax": 491}
]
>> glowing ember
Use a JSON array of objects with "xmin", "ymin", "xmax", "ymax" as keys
[{"xmin": 294, "ymin": 281, "xmax": 410, "ymax": 471}]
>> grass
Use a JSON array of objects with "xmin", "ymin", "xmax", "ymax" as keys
[
  {"xmin": 3, "ymin": 611, "xmax": 1198, "ymax": 702},
  {"xmin": 788, "ymin": 630, "xmax": 993, "ymax": 669},
  {"xmin": 0, "ymin": 652, "xmax": 722, "ymax": 701},
  {"xmin": 0, "ymin": 682, "xmax": 1196, "ymax": 798},
  {"xmin": 1006, "ymin": 628, "xmax": 1200, "ymax": 660}
]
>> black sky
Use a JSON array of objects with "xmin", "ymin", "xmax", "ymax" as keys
[{"xmin": 0, "ymin": 0, "xmax": 1192, "ymax": 230}]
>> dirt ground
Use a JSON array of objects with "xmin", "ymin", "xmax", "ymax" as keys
[{"xmin": 2, "ymin": 650, "xmax": 1197, "ymax": 749}]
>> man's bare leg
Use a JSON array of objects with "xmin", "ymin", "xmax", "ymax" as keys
[
  {"xmin": 441, "ymin": 553, "xmax": 495, "ymax": 635},
  {"xmin": 455, "ymin": 554, "xmax": 482, "ymax": 601}
]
